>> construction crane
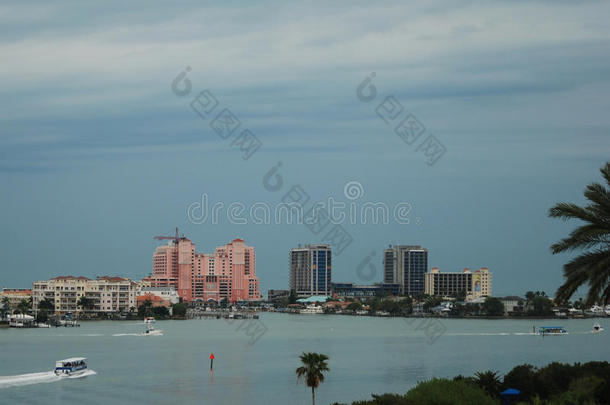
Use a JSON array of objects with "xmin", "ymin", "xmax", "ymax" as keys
[
  {"xmin": 153, "ymin": 227, "xmax": 182, "ymax": 243},
  {"xmin": 153, "ymin": 227, "xmax": 184, "ymax": 277}
]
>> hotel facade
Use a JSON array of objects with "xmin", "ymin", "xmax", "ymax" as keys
[
  {"xmin": 0, "ymin": 288, "xmax": 33, "ymax": 308},
  {"xmin": 289, "ymin": 244, "xmax": 332, "ymax": 297},
  {"xmin": 424, "ymin": 267, "xmax": 492, "ymax": 299},
  {"xmin": 145, "ymin": 237, "xmax": 261, "ymax": 303},
  {"xmin": 383, "ymin": 245, "xmax": 428, "ymax": 295},
  {"xmin": 32, "ymin": 276, "xmax": 139, "ymax": 315}
]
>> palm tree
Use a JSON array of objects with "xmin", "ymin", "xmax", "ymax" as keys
[
  {"xmin": 549, "ymin": 162, "xmax": 610, "ymax": 305},
  {"xmin": 77, "ymin": 296, "xmax": 95, "ymax": 315},
  {"xmin": 474, "ymin": 370, "xmax": 501, "ymax": 397},
  {"xmin": 16, "ymin": 299, "xmax": 31, "ymax": 315},
  {"xmin": 1, "ymin": 296, "xmax": 10, "ymax": 320},
  {"xmin": 39, "ymin": 298, "xmax": 55, "ymax": 313},
  {"xmin": 296, "ymin": 352, "xmax": 329, "ymax": 405}
]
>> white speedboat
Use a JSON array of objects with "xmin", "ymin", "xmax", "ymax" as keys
[
  {"xmin": 538, "ymin": 326, "xmax": 568, "ymax": 336},
  {"xmin": 140, "ymin": 326, "xmax": 163, "ymax": 336},
  {"xmin": 54, "ymin": 358, "xmax": 88, "ymax": 377},
  {"xmin": 592, "ymin": 323, "xmax": 604, "ymax": 333},
  {"xmin": 300, "ymin": 304, "xmax": 324, "ymax": 314},
  {"xmin": 143, "ymin": 317, "xmax": 155, "ymax": 324}
]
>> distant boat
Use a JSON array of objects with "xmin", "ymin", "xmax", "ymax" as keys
[
  {"xmin": 300, "ymin": 305, "xmax": 323, "ymax": 314},
  {"xmin": 538, "ymin": 326, "xmax": 568, "ymax": 336},
  {"xmin": 140, "ymin": 325, "xmax": 163, "ymax": 336},
  {"xmin": 143, "ymin": 317, "xmax": 155, "ymax": 324},
  {"xmin": 54, "ymin": 358, "xmax": 88, "ymax": 377},
  {"xmin": 592, "ymin": 323, "xmax": 604, "ymax": 333},
  {"xmin": 9, "ymin": 314, "xmax": 35, "ymax": 328}
]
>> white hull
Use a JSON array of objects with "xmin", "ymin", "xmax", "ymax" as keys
[
  {"xmin": 140, "ymin": 329, "xmax": 163, "ymax": 336},
  {"xmin": 55, "ymin": 369, "xmax": 87, "ymax": 377}
]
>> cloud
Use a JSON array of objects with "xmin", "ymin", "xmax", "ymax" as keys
[{"xmin": 0, "ymin": 0, "xmax": 609, "ymax": 166}]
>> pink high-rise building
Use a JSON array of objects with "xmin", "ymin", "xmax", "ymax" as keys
[{"xmin": 146, "ymin": 237, "xmax": 261, "ymax": 303}]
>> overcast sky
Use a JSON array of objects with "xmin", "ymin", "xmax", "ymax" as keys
[{"xmin": 1, "ymin": 0, "xmax": 610, "ymax": 297}]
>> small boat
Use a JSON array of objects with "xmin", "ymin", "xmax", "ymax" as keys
[
  {"xmin": 143, "ymin": 317, "xmax": 155, "ymax": 324},
  {"xmin": 538, "ymin": 326, "xmax": 568, "ymax": 336},
  {"xmin": 592, "ymin": 323, "xmax": 604, "ymax": 333},
  {"xmin": 54, "ymin": 358, "xmax": 88, "ymax": 377},
  {"xmin": 300, "ymin": 304, "xmax": 324, "ymax": 314},
  {"xmin": 140, "ymin": 325, "xmax": 163, "ymax": 336}
]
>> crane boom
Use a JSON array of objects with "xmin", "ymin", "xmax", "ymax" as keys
[{"xmin": 153, "ymin": 227, "xmax": 181, "ymax": 242}]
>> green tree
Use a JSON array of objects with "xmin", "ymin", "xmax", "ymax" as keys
[
  {"xmin": 482, "ymin": 297, "xmax": 504, "ymax": 316},
  {"xmin": 528, "ymin": 295, "xmax": 553, "ymax": 316},
  {"xmin": 1, "ymin": 296, "xmax": 10, "ymax": 318},
  {"xmin": 39, "ymin": 298, "xmax": 54, "ymax": 312},
  {"xmin": 172, "ymin": 303, "xmax": 187, "ymax": 317},
  {"xmin": 423, "ymin": 297, "xmax": 442, "ymax": 312},
  {"xmin": 405, "ymin": 378, "xmax": 496, "ymax": 405},
  {"xmin": 549, "ymin": 162, "xmax": 610, "ymax": 305},
  {"xmin": 288, "ymin": 289, "xmax": 297, "ymax": 305},
  {"xmin": 346, "ymin": 302, "xmax": 363, "ymax": 312},
  {"xmin": 474, "ymin": 370, "xmax": 502, "ymax": 398},
  {"xmin": 152, "ymin": 306, "xmax": 169, "ymax": 319},
  {"xmin": 455, "ymin": 290, "xmax": 467, "ymax": 302},
  {"xmin": 15, "ymin": 299, "xmax": 31, "ymax": 315},
  {"xmin": 36, "ymin": 309, "xmax": 48, "ymax": 324},
  {"xmin": 553, "ymin": 376, "xmax": 604, "ymax": 405},
  {"xmin": 138, "ymin": 299, "xmax": 153, "ymax": 318},
  {"xmin": 296, "ymin": 352, "xmax": 330, "ymax": 405},
  {"xmin": 77, "ymin": 296, "xmax": 95, "ymax": 313},
  {"xmin": 503, "ymin": 364, "xmax": 538, "ymax": 401}
]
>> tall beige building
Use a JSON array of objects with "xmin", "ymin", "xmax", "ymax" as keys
[
  {"xmin": 32, "ymin": 276, "xmax": 139, "ymax": 315},
  {"xmin": 424, "ymin": 267, "xmax": 492, "ymax": 299}
]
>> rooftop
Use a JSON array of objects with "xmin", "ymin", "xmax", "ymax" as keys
[{"xmin": 297, "ymin": 295, "xmax": 330, "ymax": 303}]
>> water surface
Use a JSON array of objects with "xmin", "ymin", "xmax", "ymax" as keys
[{"xmin": 1, "ymin": 314, "xmax": 607, "ymax": 404}]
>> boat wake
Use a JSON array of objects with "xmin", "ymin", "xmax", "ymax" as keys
[
  {"xmin": 54, "ymin": 334, "xmax": 104, "ymax": 337},
  {"xmin": 445, "ymin": 331, "xmax": 601, "ymax": 336},
  {"xmin": 0, "ymin": 370, "xmax": 96, "ymax": 389},
  {"xmin": 444, "ymin": 332, "xmax": 532, "ymax": 336},
  {"xmin": 112, "ymin": 333, "xmax": 140, "ymax": 336}
]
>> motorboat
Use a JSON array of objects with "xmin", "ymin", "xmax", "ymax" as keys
[
  {"xmin": 140, "ymin": 325, "xmax": 163, "ymax": 336},
  {"xmin": 143, "ymin": 317, "xmax": 155, "ymax": 324},
  {"xmin": 593, "ymin": 323, "xmax": 604, "ymax": 333},
  {"xmin": 300, "ymin": 304, "xmax": 324, "ymax": 314},
  {"xmin": 54, "ymin": 358, "xmax": 88, "ymax": 377},
  {"xmin": 538, "ymin": 326, "xmax": 568, "ymax": 336}
]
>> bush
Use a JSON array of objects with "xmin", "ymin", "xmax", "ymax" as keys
[
  {"xmin": 405, "ymin": 378, "xmax": 496, "ymax": 405},
  {"xmin": 152, "ymin": 306, "xmax": 169, "ymax": 318},
  {"xmin": 172, "ymin": 303, "xmax": 187, "ymax": 317},
  {"xmin": 482, "ymin": 297, "xmax": 504, "ymax": 317},
  {"xmin": 36, "ymin": 309, "xmax": 48, "ymax": 323},
  {"xmin": 503, "ymin": 364, "xmax": 538, "ymax": 401},
  {"xmin": 552, "ymin": 376, "xmax": 604, "ymax": 405}
]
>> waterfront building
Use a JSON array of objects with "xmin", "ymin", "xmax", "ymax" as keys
[
  {"xmin": 32, "ymin": 276, "xmax": 139, "ymax": 315},
  {"xmin": 500, "ymin": 296, "xmax": 525, "ymax": 315},
  {"xmin": 267, "ymin": 289, "xmax": 290, "ymax": 303},
  {"xmin": 424, "ymin": 267, "xmax": 492, "ymax": 299},
  {"xmin": 0, "ymin": 288, "xmax": 32, "ymax": 308},
  {"xmin": 289, "ymin": 244, "xmax": 332, "ymax": 297},
  {"xmin": 383, "ymin": 245, "xmax": 428, "ymax": 295},
  {"xmin": 145, "ymin": 237, "xmax": 261, "ymax": 303},
  {"xmin": 137, "ymin": 293, "xmax": 172, "ymax": 308},
  {"xmin": 331, "ymin": 282, "xmax": 400, "ymax": 298},
  {"xmin": 137, "ymin": 286, "xmax": 180, "ymax": 305}
]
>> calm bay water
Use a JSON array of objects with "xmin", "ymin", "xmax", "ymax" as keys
[{"xmin": 1, "ymin": 314, "xmax": 608, "ymax": 405}]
